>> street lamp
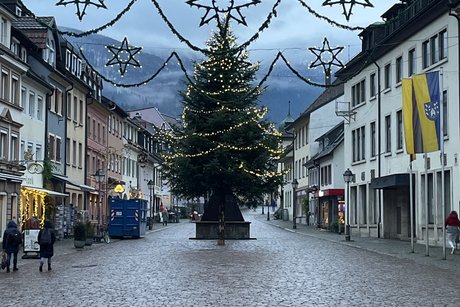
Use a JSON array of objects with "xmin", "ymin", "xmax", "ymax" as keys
[
  {"xmin": 292, "ymin": 179, "xmax": 298, "ymax": 229},
  {"xmin": 147, "ymin": 180, "xmax": 155, "ymax": 230},
  {"xmin": 267, "ymin": 193, "xmax": 271, "ymax": 221},
  {"xmin": 94, "ymin": 169, "xmax": 105, "ymax": 235},
  {"xmin": 343, "ymin": 168, "xmax": 354, "ymax": 241}
]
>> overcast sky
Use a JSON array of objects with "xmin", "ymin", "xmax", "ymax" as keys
[
  {"xmin": 20, "ymin": 1, "xmax": 401, "ymax": 120},
  {"xmin": 21, "ymin": 1, "xmax": 399, "ymax": 62}
]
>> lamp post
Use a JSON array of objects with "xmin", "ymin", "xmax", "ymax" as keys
[
  {"xmin": 343, "ymin": 168, "xmax": 354, "ymax": 241},
  {"xmin": 94, "ymin": 169, "xmax": 105, "ymax": 235},
  {"xmin": 292, "ymin": 179, "xmax": 298, "ymax": 229},
  {"xmin": 147, "ymin": 180, "xmax": 154, "ymax": 230},
  {"xmin": 267, "ymin": 193, "xmax": 271, "ymax": 221}
]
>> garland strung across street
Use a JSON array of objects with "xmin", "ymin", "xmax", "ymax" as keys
[
  {"xmin": 105, "ymin": 37, "xmax": 142, "ymax": 76},
  {"xmin": 186, "ymin": 0, "xmax": 262, "ymax": 27},
  {"xmin": 50, "ymin": 0, "xmax": 375, "ymax": 89},
  {"xmin": 322, "ymin": 0, "xmax": 374, "ymax": 22},
  {"xmin": 309, "ymin": 37, "xmax": 345, "ymax": 79},
  {"xmin": 55, "ymin": 0, "xmax": 107, "ymax": 21}
]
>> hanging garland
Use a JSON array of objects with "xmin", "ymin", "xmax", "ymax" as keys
[
  {"xmin": 47, "ymin": 0, "xmax": 374, "ymax": 87},
  {"xmin": 309, "ymin": 37, "xmax": 345, "ymax": 77},
  {"xmin": 297, "ymin": 0, "xmax": 364, "ymax": 31},
  {"xmin": 150, "ymin": 0, "xmax": 283, "ymax": 56},
  {"xmin": 322, "ymin": 0, "xmax": 374, "ymax": 22},
  {"xmin": 56, "ymin": 0, "xmax": 107, "ymax": 21},
  {"xmin": 105, "ymin": 37, "xmax": 142, "ymax": 76},
  {"xmin": 59, "ymin": 0, "xmax": 139, "ymax": 37},
  {"xmin": 186, "ymin": 0, "xmax": 261, "ymax": 27}
]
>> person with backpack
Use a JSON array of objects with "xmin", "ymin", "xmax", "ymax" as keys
[
  {"xmin": 2, "ymin": 220, "xmax": 22, "ymax": 273},
  {"xmin": 37, "ymin": 220, "xmax": 56, "ymax": 272}
]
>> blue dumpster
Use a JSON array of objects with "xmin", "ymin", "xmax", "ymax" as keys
[{"xmin": 109, "ymin": 199, "xmax": 147, "ymax": 238}]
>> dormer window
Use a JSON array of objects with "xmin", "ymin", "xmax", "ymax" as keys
[
  {"xmin": 0, "ymin": 17, "xmax": 7, "ymax": 46},
  {"xmin": 65, "ymin": 50, "xmax": 71, "ymax": 70},
  {"xmin": 44, "ymin": 36, "xmax": 56, "ymax": 66},
  {"xmin": 21, "ymin": 48, "xmax": 27, "ymax": 62},
  {"xmin": 10, "ymin": 38, "xmax": 19, "ymax": 56}
]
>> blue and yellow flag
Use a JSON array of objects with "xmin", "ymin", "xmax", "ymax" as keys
[{"xmin": 402, "ymin": 71, "xmax": 440, "ymax": 158}]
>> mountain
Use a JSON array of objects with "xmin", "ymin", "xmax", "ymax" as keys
[{"xmin": 63, "ymin": 28, "xmax": 323, "ymax": 124}]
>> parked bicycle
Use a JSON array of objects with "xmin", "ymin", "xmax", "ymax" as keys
[
  {"xmin": 95, "ymin": 224, "xmax": 110, "ymax": 244},
  {"xmin": 101, "ymin": 226, "xmax": 110, "ymax": 244}
]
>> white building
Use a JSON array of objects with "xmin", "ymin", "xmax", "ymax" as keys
[
  {"xmin": 279, "ymin": 83, "xmax": 344, "ymax": 224},
  {"xmin": 336, "ymin": 0, "xmax": 460, "ymax": 244}
]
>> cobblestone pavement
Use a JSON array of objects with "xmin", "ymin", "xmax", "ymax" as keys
[{"xmin": 1, "ymin": 210, "xmax": 459, "ymax": 307}]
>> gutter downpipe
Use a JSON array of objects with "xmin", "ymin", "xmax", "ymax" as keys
[
  {"xmin": 370, "ymin": 52, "xmax": 382, "ymax": 239},
  {"xmin": 449, "ymin": 4, "xmax": 460, "ymax": 151}
]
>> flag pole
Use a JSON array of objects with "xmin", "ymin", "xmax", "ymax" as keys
[
  {"xmin": 440, "ymin": 68, "xmax": 446, "ymax": 260},
  {"xmin": 410, "ymin": 159, "xmax": 414, "ymax": 253},
  {"xmin": 425, "ymin": 153, "xmax": 429, "ymax": 256}
]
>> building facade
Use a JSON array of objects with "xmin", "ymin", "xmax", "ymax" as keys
[{"xmin": 336, "ymin": 0, "xmax": 460, "ymax": 243}]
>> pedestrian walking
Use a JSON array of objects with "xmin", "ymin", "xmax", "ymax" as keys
[
  {"xmin": 445, "ymin": 210, "xmax": 460, "ymax": 254},
  {"xmin": 162, "ymin": 209, "xmax": 169, "ymax": 226},
  {"xmin": 2, "ymin": 220, "xmax": 22, "ymax": 273},
  {"xmin": 37, "ymin": 220, "xmax": 56, "ymax": 272}
]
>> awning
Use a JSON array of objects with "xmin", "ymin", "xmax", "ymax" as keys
[
  {"xmin": 22, "ymin": 186, "xmax": 68, "ymax": 197},
  {"xmin": 0, "ymin": 173, "xmax": 23, "ymax": 183},
  {"xmin": 318, "ymin": 189, "xmax": 345, "ymax": 197},
  {"xmin": 52, "ymin": 174, "xmax": 96, "ymax": 192},
  {"xmin": 370, "ymin": 174, "xmax": 413, "ymax": 190}
]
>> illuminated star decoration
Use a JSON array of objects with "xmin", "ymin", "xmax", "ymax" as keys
[
  {"xmin": 106, "ymin": 37, "xmax": 142, "ymax": 76},
  {"xmin": 186, "ymin": 0, "xmax": 261, "ymax": 27},
  {"xmin": 309, "ymin": 37, "xmax": 344, "ymax": 77},
  {"xmin": 322, "ymin": 0, "xmax": 374, "ymax": 21},
  {"xmin": 56, "ymin": 0, "xmax": 107, "ymax": 21}
]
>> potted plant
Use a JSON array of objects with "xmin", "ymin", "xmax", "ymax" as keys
[
  {"xmin": 85, "ymin": 222, "xmax": 95, "ymax": 246},
  {"xmin": 73, "ymin": 222, "xmax": 86, "ymax": 249}
]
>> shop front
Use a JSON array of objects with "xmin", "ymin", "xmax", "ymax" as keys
[
  {"xmin": 0, "ymin": 169, "xmax": 24, "ymax": 242},
  {"xmin": 314, "ymin": 189, "xmax": 344, "ymax": 232}
]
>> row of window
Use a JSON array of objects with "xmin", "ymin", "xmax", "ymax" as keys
[
  {"xmin": 0, "ymin": 66, "xmax": 20, "ymax": 107},
  {"xmin": 87, "ymin": 115, "xmax": 106, "ymax": 145},
  {"xmin": 65, "ymin": 50, "xmax": 82, "ymax": 78},
  {"xmin": 20, "ymin": 141, "xmax": 42, "ymax": 162},
  {"xmin": 21, "ymin": 87, "xmax": 44, "ymax": 120},
  {"xmin": 352, "ymin": 91, "xmax": 447, "ymax": 163},
  {"xmin": 294, "ymin": 123, "xmax": 310, "ymax": 150},
  {"xmin": 67, "ymin": 92, "xmax": 84, "ymax": 125},
  {"xmin": 65, "ymin": 138, "xmax": 83, "ymax": 169},
  {"xmin": 48, "ymin": 134, "xmax": 61, "ymax": 163},
  {"xmin": 86, "ymin": 151, "xmax": 105, "ymax": 180},
  {"xmin": 352, "ymin": 29, "xmax": 448, "ymax": 107},
  {"xmin": 0, "ymin": 129, "xmax": 18, "ymax": 161}
]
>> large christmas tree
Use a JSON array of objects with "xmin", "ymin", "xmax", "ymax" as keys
[{"xmin": 162, "ymin": 17, "xmax": 283, "ymax": 243}]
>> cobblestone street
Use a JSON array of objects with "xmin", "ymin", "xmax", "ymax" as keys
[{"xmin": 1, "ymin": 210, "xmax": 459, "ymax": 307}]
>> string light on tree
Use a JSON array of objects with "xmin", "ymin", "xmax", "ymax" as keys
[
  {"xmin": 105, "ymin": 37, "xmax": 142, "ymax": 76},
  {"xmin": 56, "ymin": 0, "xmax": 107, "ymax": 21},
  {"xmin": 322, "ymin": 0, "xmax": 374, "ymax": 22}
]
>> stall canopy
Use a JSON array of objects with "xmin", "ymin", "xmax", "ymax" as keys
[
  {"xmin": 21, "ymin": 186, "xmax": 68, "ymax": 197},
  {"xmin": 370, "ymin": 173, "xmax": 413, "ymax": 190},
  {"xmin": 52, "ymin": 174, "xmax": 96, "ymax": 192}
]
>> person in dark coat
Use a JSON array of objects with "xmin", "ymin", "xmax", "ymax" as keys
[
  {"xmin": 2, "ymin": 220, "xmax": 22, "ymax": 273},
  {"xmin": 37, "ymin": 220, "xmax": 56, "ymax": 272},
  {"xmin": 445, "ymin": 211, "xmax": 460, "ymax": 254}
]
